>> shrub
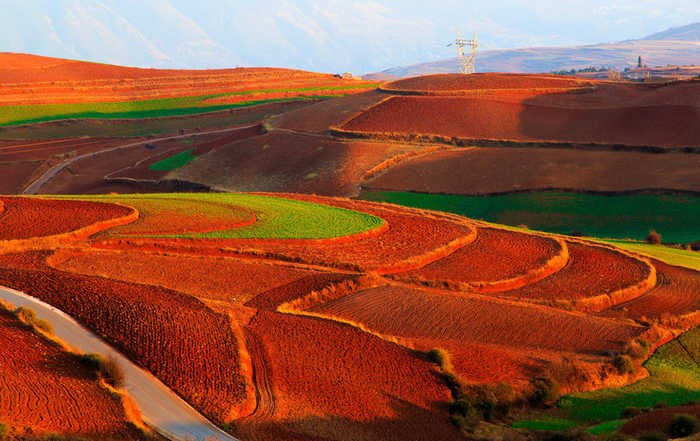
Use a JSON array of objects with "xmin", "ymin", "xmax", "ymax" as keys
[
  {"xmin": 100, "ymin": 355, "xmax": 125, "ymax": 389},
  {"xmin": 76, "ymin": 352, "xmax": 104, "ymax": 371},
  {"xmin": 529, "ymin": 375, "xmax": 560, "ymax": 406},
  {"xmin": 625, "ymin": 339, "xmax": 650, "ymax": 360},
  {"xmin": 613, "ymin": 355, "xmax": 635, "ymax": 375},
  {"xmin": 621, "ymin": 406, "xmax": 643, "ymax": 418},
  {"xmin": 427, "ymin": 348, "xmax": 451, "ymax": 369},
  {"xmin": 666, "ymin": 414, "xmax": 700, "ymax": 438},
  {"xmin": 449, "ymin": 399, "xmax": 477, "ymax": 419},
  {"xmin": 14, "ymin": 307, "xmax": 53, "ymax": 334},
  {"xmin": 34, "ymin": 318, "xmax": 54, "ymax": 334},
  {"xmin": 646, "ymin": 230, "xmax": 662, "ymax": 245},
  {"xmin": 450, "ymin": 414, "xmax": 467, "ymax": 429},
  {"xmin": 0, "ymin": 422, "xmax": 7, "ymax": 440}
]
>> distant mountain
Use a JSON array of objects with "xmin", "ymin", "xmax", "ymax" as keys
[
  {"xmin": 644, "ymin": 22, "xmax": 700, "ymax": 41},
  {"xmin": 365, "ymin": 24, "xmax": 700, "ymax": 80}
]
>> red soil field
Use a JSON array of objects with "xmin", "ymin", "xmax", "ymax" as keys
[
  {"xmin": 340, "ymin": 95, "xmax": 700, "ymax": 148},
  {"xmin": 0, "ymin": 160, "xmax": 42, "ymax": 194},
  {"xmin": 399, "ymin": 227, "xmax": 564, "ymax": 288},
  {"xmin": 169, "ymin": 130, "xmax": 428, "ymax": 197},
  {"xmin": 0, "ymin": 138, "xmax": 130, "ymax": 162},
  {"xmin": 50, "ymin": 249, "xmax": 319, "ymax": 305},
  {"xmin": 92, "ymin": 195, "xmax": 475, "ymax": 272},
  {"xmin": 238, "ymin": 310, "xmax": 462, "ymax": 441},
  {"xmin": 383, "ymin": 73, "xmax": 593, "ymax": 94},
  {"xmin": 497, "ymin": 242, "xmax": 652, "ymax": 307},
  {"xmin": 601, "ymin": 260, "xmax": 700, "ymax": 319},
  {"xmin": 310, "ymin": 284, "xmax": 645, "ymax": 383},
  {"xmin": 0, "ymin": 251, "xmax": 248, "ymax": 423},
  {"xmin": 0, "ymin": 54, "xmax": 375, "ymax": 105},
  {"xmin": 620, "ymin": 404, "xmax": 700, "ymax": 436},
  {"xmin": 0, "ymin": 309, "xmax": 147, "ymax": 440},
  {"xmin": 364, "ymin": 147, "xmax": 700, "ymax": 194},
  {"xmin": 245, "ymin": 273, "xmax": 358, "ymax": 309},
  {"xmin": 0, "ymin": 197, "xmax": 132, "ymax": 240}
]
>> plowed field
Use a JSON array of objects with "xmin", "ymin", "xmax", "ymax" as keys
[
  {"xmin": 0, "ymin": 309, "xmax": 147, "ymax": 440},
  {"xmin": 341, "ymin": 95, "xmax": 700, "ymax": 148},
  {"xmin": 620, "ymin": 404, "xmax": 700, "ymax": 435},
  {"xmin": 238, "ymin": 310, "xmax": 462, "ymax": 441},
  {"xmin": 0, "ymin": 252, "xmax": 248, "ymax": 423},
  {"xmin": 498, "ymin": 242, "xmax": 652, "ymax": 305},
  {"xmin": 400, "ymin": 227, "xmax": 564, "ymax": 287},
  {"xmin": 383, "ymin": 73, "xmax": 593, "ymax": 93},
  {"xmin": 0, "ymin": 197, "xmax": 132, "ymax": 240}
]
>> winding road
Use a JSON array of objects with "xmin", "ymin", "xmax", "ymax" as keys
[
  {"xmin": 0, "ymin": 286, "xmax": 240, "ymax": 441},
  {"xmin": 23, "ymin": 125, "xmax": 262, "ymax": 195}
]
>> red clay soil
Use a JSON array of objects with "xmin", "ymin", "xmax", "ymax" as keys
[
  {"xmin": 0, "ymin": 138, "xmax": 130, "ymax": 162},
  {"xmin": 383, "ymin": 73, "xmax": 594, "ymax": 93},
  {"xmin": 364, "ymin": 147, "xmax": 700, "ymax": 194},
  {"xmin": 401, "ymin": 227, "xmax": 562, "ymax": 285},
  {"xmin": 601, "ymin": 260, "xmax": 700, "ymax": 320},
  {"xmin": 0, "ymin": 160, "xmax": 43, "ymax": 193},
  {"xmin": 341, "ymin": 95, "xmax": 700, "ymax": 149},
  {"xmin": 269, "ymin": 90, "xmax": 386, "ymax": 133},
  {"xmin": 245, "ymin": 273, "xmax": 357, "ymax": 309},
  {"xmin": 0, "ymin": 309, "xmax": 148, "ymax": 441},
  {"xmin": 0, "ymin": 251, "xmax": 248, "ymax": 423},
  {"xmin": 497, "ymin": 242, "xmax": 651, "ymax": 304},
  {"xmin": 0, "ymin": 197, "xmax": 132, "ymax": 240},
  {"xmin": 51, "ymin": 249, "xmax": 317, "ymax": 305},
  {"xmin": 0, "ymin": 54, "xmax": 376, "ymax": 105},
  {"xmin": 92, "ymin": 196, "xmax": 475, "ymax": 271},
  {"xmin": 310, "ymin": 284, "xmax": 645, "ymax": 383},
  {"xmin": 620, "ymin": 404, "xmax": 700, "ymax": 436},
  {"xmin": 111, "ymin": 125, "xmax": 265, "ymax": 182},
  {"xmin": 239, "ymin": 310, "xmax": 462, "ymax": 441},
  {"xmin": 169, "ymin": 130, "xmax": 426, "ymax": 197}
]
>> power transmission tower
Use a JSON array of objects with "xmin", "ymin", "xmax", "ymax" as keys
[{"xmin": 448, "ymin": 31, "xmax": 479, "ymax": 74}]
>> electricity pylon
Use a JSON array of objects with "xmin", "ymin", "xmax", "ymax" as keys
[{"xmin": 448, "ymin": 31, "xmax": 478, "ymax": 74}]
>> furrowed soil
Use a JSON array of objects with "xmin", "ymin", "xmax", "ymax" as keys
[
  {"xmin": 364, "ymin": 147, "xmax": 700, "ymax": 195},
  {"xmin": 236, "ymin": 310, "xmax": 462, "ymax": 441},
  {"xmin": 0, "ymin": 197, "xmax": 132, "ymax": 239},
  {"xmin": 0, "ymin": 308, "xmax": 148, "ymax": 440}
]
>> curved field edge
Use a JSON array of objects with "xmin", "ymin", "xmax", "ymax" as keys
[
  {"xmin": 0, "ymin": 200, "xmax": 138, "ymax": 253},
  {"xmin": 557, "ymin": 326, "xmax": 700, "ymax": 424},
  {"xmin": 47, "ymin": 193, "xmax": 387, "ymax": 240}
]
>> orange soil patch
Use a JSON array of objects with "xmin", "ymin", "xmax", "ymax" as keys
[
  {"xmin": 50, "ymin": 249, "xmax": 318, "ymax": 305},
  {"xmin": 398, "ymin": 227, "xmax": 566, "ymax": 291},
  {"xmin": 203, "ymin": 87, "xmax": 368, "ymax": 105},
  {"xmin": 601, "ymin": 260, "xmax": 700, "ymax": 320},
  {"xmin": 364, "ymin": 147, "xmax": 700, "ymax": 194},
  {"xmin": 240, "ymin": 310, "xmax": 462, "ymax": 441},
  {"xmin": 383, "ymin": 73, "xmax": 594, "ymax": 94},
  {"xmin": 0, "ymin": 197, "xmax": 132, "ymax": 240},
  {"xmin": 310, "ymin": 284, "xmax": 645, "ymax": 383},
  {"xmin": 245, "ymin": 273, "xmax": 358, "ymax": 310},
  {"xmin": 168, "ymin": 130, "xmax": 427, "ymax": 197},
  {"xmin": 620, "ymin": 404, "xmax": 700, "ymax": 436},
  {"xmin": 0, "ymin": 251, "xmax": 248, "ymax": 423},
  {"xmin": 497, "ymin": 242, "xmax": 653, "ymax": 309},
  {"xmin": 92, "ymin": 195, "xmax": 475, "ymax": 272},
  {"xmin": 340, "ymin": 95, "xmax": 700, "ymax": 149},
  {"xmin": 0, "ymin": 309, "xmax": 147, "ymax": 440},
  {"xmin": 0, "ymin": 54, "xmax": 376, "ymax": 105}
]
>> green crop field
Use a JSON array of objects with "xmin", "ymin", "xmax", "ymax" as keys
[
  {"xmin": 559, "ymin": 327, "xmax": 700, "ymax": 423},
  {"xmin": 50, "ymin": 193, "xmax": 385, "ymax": 240},
  {"xmin": 0, "ymin": 84, "xmax": 378, "ymax": 127},
  {"xmin": 360, "ymin": 191, "xmax": 700, "ymax": 244},
  {"xmin": 149, "ymin": 149, "xmax": 197, "ymax": 171}
]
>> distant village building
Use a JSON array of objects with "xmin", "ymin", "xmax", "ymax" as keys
[{"xmin": 341, "ymin": 72, "xmax": 353, "ymax": 79}]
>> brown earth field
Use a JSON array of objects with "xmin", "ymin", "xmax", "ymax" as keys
[
  {"xmin": 340, "ymin": 94, "xmax": 700, "ymax": 149},
  {"xmin": 0, "ymin": 53, "xmax": 376, "ymax": 105},
  {"xmin": 0, "ymin": 308, "xmax": 150, "ymax": 441},
  {"xmin": 0, "ymin": 193, "xmax": 698, "ymax": 441},
  {"xmin": 620, "ymin": 404, "xmax": 700, "ymax": 436},
  {"xmin": 363, "ymin": 147, "xmax": 700, "ymax": 195},
  {"xmin": 381, "ymin": 73, "xmax": 595, "ymax": 94}
]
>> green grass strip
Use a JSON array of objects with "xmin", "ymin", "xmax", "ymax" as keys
[
  {"xmin": 47, "ymin": 193, "xmax": 385, "ymax": 240},
  {"xmin": 559, "ymin": 327, "xmax": 700, "ymax": 423},
  {"xmin": 586, "ymin": 420, "xmax": 627, "ymax": 435},
  {"xmin": 149, "ymin": 149, "xmax": 196, "ymax": 171},
  {"xmin": 512, "ymin": 418, "xmax": 579, "ymax": 431},
  {"xmin": 601, "ymin": 241, "xmax": 700, "ymax": 271}
]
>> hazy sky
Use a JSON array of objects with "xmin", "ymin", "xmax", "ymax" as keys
[{"xmin": 2, "ymin": 0, "xmax": 699, "ymax": 73}]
